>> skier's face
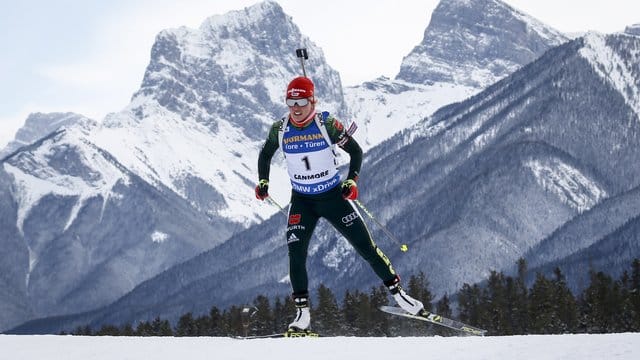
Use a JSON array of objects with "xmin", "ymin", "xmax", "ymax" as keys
[{"xmin": 287, "ymin": 97, "xmax": 314, "ymax": 123}]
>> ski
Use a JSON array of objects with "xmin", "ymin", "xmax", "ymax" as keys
[
  {"xmin": 380, "ymin": 306, "xmax": 487, "ymax": 336},
  {"xmin": 235, "ymin": 329, "xmax": 320, "ymax": 339},
  {"xmin": 234, "ymin": 333, "xmax": 285, "ymax": 339}
]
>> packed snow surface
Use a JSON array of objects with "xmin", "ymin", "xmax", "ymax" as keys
[{"xmin": 2, "ymin": 333, "xmax": 639, "ymax": 360}]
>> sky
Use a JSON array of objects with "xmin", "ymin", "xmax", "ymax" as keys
[
  {"xmin": 1, "ymin": 333, "xmax": 639, "ymax": 360},
  {"xmin": 1, "ymin": 0, "xmax": 639, "ymax": 149}
]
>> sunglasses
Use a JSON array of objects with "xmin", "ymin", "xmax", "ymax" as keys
[{"xmin": 286, "ymin": 98, "xmax": 311, "ymax": 107}]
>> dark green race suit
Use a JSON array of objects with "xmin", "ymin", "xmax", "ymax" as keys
[{"xmin": 258, "ymin": 111, "xmax": 397, "ymax": 298}]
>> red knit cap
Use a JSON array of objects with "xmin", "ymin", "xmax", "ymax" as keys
[{"xmin": 286, "ymin": 77, "xmax": 314, "ymax": 98}]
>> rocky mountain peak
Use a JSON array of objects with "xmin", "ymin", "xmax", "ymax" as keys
[
  {"xmin": 396, "ymin": 0, "xmax": 568, "ymax": 87},
  {"xmin": 91, "ymin": 1, "xmax": 347, "ymax": 226},
  {"xmin": 125, "ymin": 0, "xmax": 343, "ymax": 137},
  {"xmin": 0, "ymin": 113, "xmax": 94, "ymax": 160}
]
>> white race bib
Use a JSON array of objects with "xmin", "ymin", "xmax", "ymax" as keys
[{"xmin": 282, "ymin": 121, "xmax": 340, "ymax": 194}]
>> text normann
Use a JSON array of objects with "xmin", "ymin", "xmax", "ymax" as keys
[{"xmin": 283, "ymin": 133, "xmax": 324, "ymax": 145}]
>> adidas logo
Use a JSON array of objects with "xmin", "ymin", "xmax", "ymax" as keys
[{"xmin": 287, "ymin": 233, "xmax": 300, "ymax": 244}]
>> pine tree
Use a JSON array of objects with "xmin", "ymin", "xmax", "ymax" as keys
[
  {"xmin": 135, "ymin": 320, "xmax": 153, "ymax": 336},
  {"xmin": 73, "ymin": 325, "xmax": 93, "ymax": 336},
  {"xmin": 581, "ymin": 271, "xmax": 623, "ymax": 333},
  {"xmin": 551, "ymin": 268, "xmax": 578, "ymax": 333},
  {"xmin": 434, "ymin": 293, "xmax": 454, "ymax": 336},
  {"xmin": 628, "ymin": 259, "xmax": 640, "ymax": 330},
  {"xmin": 121, "ymin": 323, "xmax": 135, "ymax": 336},
  {"xmin": 458, "ymin": 283, "xmax": 484, "ymax": 331},
  {"xmin": 529, "ymin": 273, "xmax": 558, "ymax": 334},
  {"xmin": 369, "ymin": 285, "xmax": 391, "ymax": 336},
  {"xmin": 510, "ymin": 258, "xmax": 530, "ymax": 334},
  {"xmin": 436, "ymin": 293, "xmax": 452, "ymax": 317},
  {"xmin": 405, "ymin": 273, "xmax": 433, "ymax": 335},
  {"xmin": 194, "ymin": 315, "xmax": 212, "ymax": 336},
  {"xmin": 209, "ymin": 306, "xmax": 223, "ymax": 336},
  {"xmin": 407, "ymin": 272, "xmax": 433, "ymax": 312},
  {"xmin": 342, "ymin": 290, "xmax": 359, "ymax": 334},
  {"xmin": 485, "ymin": 270, "xmax": 511, "ymax": 335},
  {"xmin": 96, "ymin": 324, "xmax": 120, "ymax": 336},
  {"xmin": 150, "ymin": 316, "xmax": 173, "ymax": 336},
  {"xmin": 272, "ymin": 296, "xmax": 294, "ymax": 332},
  {"xmin": 223, "ymin": 306, "xmax": 245, "ymax": 336},
  {"xmin": 252, "ymin": 295, "xmax": 274, "ymax": 335},
  {"xmin": 176, "ymin": 313, "xmax": 198, "ymax": 336},
  {"xmin": 354, "ymin": 290, "xmax": 373, "ymax": 336},
  {"xmin": 314, "ymin": 284, "xmax": 341, "ymax": 335},
  {"xmin": 619, "ymin": 270, "xmax": 634, "ymax": 331}
]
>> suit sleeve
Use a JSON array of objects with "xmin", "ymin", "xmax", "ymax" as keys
[
  {"xmin": 326, "ymin": 117, "xmax": 361, "ymax": 181},
  {"xmin": 257, "ymin": 122, "xmax": 281, "ymax": 181}
]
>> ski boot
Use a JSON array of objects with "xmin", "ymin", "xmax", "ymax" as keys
[
  {"xmin": 288, "ymin": 294, "xmax": 311, "ymax": 332},
  {"xmin": 385, "ymin": 275, "xmax": 424, "ymax": 315}
]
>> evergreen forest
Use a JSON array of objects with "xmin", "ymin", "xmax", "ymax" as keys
[{"xmin": 70, "ymin": 258, "xmax": 640, "ymax": 337}]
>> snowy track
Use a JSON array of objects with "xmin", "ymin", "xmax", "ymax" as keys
[{"xmin": 2, "ymin": 333, "xmax": 639, "ymax": 360}]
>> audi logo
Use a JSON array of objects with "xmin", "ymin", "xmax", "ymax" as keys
[{"xmin": 342, "ymin": 212, "xmax": 359, "ymax": 223}]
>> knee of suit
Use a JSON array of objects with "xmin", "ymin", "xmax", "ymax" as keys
[{"xmin": 288, "ymin": 240, "xmax": 308, "ymax": 267}]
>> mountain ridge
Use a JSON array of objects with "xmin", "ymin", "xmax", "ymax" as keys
[{"xmin": 396, "ymin": 0, "xmax": 567, "ymax": 87}]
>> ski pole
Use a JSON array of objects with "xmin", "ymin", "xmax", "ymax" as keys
[
  {"xmin": 266, "ymin": 196, "xmax": 288, "ymax": 217},
  {"xmin": 353, "ymin": 199, "xmax": 409, "ymax": 252},
  {"xmin": 295, "ymin": 48, "xmax": 308, "ymax": 77}
]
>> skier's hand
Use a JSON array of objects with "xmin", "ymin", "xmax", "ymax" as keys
[
  {"xmin": 255, "ymin": 179, "xmax": 269, "ymax": 200},
  {"xmin": 341, "ymin": 179, "xmax": 358, "ymax": 200}
]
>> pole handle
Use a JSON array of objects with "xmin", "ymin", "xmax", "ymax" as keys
[{"xmin": 295, "ymin": 48, "xmax": 308, "ymax": 77}]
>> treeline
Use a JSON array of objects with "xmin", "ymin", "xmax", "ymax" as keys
[
  {"xmin": 70, "ymin": 258, "xmax": 639, "ymax": 337},
  {"xmin": 459, "ymin": 258, "xmax": 640, "ymax": 335}
]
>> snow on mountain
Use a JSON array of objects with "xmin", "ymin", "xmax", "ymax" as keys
[
  {"xmin": 92, "ymin": 97, "xmax": 273, "ymax": 225},
  {"xmin": 579, "ymin": 32, "xmax": 640, "ymax": 117},
  {"xmin": 92, "ymin": 1, "xmax": 343, "ymax": 224},
  {"xmin": 345, "ymin": 0, "xmax": 567, "ymax": 151},
  {"xmin": 344, "ymin": 78, "xmax": 477, "ymax": 149},
  {"xmin": 5, "ymin": 126, "xmax": 125, "ymax": 237},
  {"xmin": 0, "ymin": 121, "xmax": 230, "ymax": 331},
  {"xmin": 523, "ymin": 158, "xmax": 607, "ymax": 213},
  {"xmin": 0, "ymin": 113, "xmax": 93, "ymax": 159},
  {"xmin": 396, "ymin": 0, "xmax": 568, "ymax": 87},
  {"xmin": 3, "ymin": 126, "xmax": 129, "ymax": 295}
]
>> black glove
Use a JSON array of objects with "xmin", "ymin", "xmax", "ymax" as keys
[{"xmin": 255, "ymin": 179, "xmax": 269, "ymax": 200}]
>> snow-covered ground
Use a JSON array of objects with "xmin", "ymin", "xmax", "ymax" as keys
[{"xmin": 2, "ymin": 333, "xmax": 639, "ymax": 360}]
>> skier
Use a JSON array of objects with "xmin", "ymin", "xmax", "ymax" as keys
[{"xmin": 255, "ymin": 76, "xmax": 424, "ymax": 331}]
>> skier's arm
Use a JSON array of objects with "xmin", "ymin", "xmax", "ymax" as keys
[
  {"xmin": 340, "ymin": 136, "xmax": 362, "ymax": 181},
  {"xmin": 326, "ymin": 117, "xmax": 361, "ymax": 181},
  {"xmin": 257, "ymin": 122, "xmax": 280, "ymax": 181}
]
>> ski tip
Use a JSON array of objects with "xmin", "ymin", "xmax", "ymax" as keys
[{"xmin": 379, "ymin": 305, "xmax": 488, "ymax": 336}]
